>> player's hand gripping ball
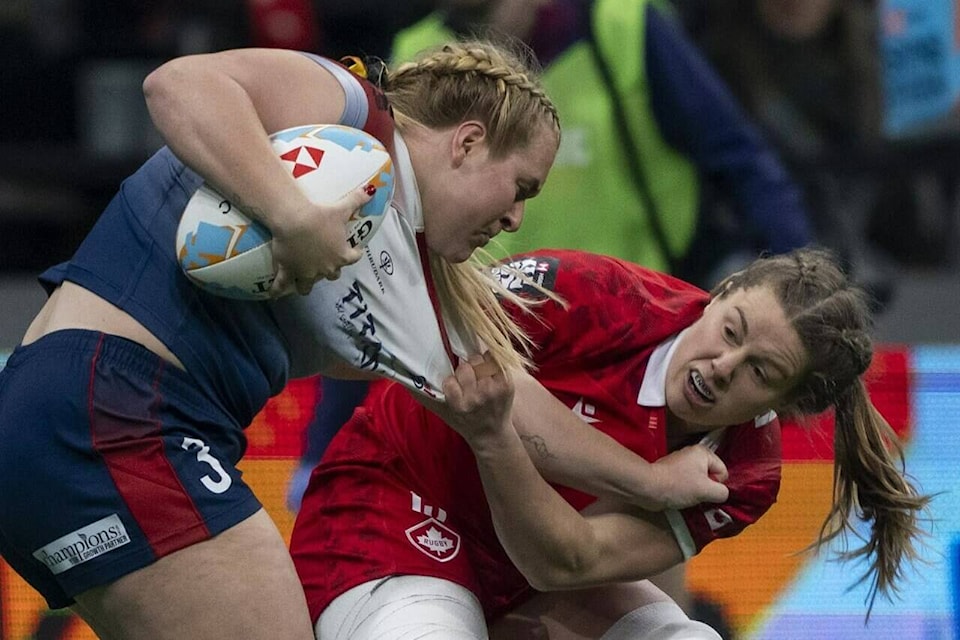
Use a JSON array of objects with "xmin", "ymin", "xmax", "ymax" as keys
[{"xmin": 176, "ymin": 124, "xmax": 395, "ymax": 300}]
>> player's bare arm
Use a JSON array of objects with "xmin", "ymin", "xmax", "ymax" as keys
[
  {"xmin": 510, "ymin": 370, "xmax": 728, "ymax": 511},
  {"xmin": 145, "ymin": 49, "xmax": 363, "ymax": 287}
]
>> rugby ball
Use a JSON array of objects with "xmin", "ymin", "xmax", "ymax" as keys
[{"xmin": 176, "ymin": 124, "xmax": 394, "ymax": 300}]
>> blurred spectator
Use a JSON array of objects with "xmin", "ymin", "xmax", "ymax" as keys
[
  {"xmin": 678, "ymin": 0, "xmax": 883, "ymax": 157},
  {"xmin": 676, "ymin": 0, "xmax": 956, "ymax": 302},
  {"xmin": 392, "ymin": 0, "xmax": 814, "ymax": 288},
  {"xmin": 243, "ymin": 0, "xmax": 437, "ymax": 60},
  {"xmin": 0, "ymin": 1, "xmax": 77, "ymax": 141},
  {"xmin": 247, "ymin": 0, "xmax": 319, "ymax": 52},
  {"xmin": 313, "ymin": 0, "xmax": 436, "ymax": 59},
  {"xmin": 78, "ymin": 1, "xmax": 248, "ymax": 58}
]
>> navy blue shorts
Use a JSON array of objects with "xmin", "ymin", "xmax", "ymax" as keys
[{"xmin": 0, "ymin": 330, "xmax": 262, "ymax": 608}]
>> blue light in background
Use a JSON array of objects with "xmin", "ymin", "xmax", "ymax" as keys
[
  {"xmin": 952, "ymin": 537, "xmax": 960, "ymax": 640},
  {"xmin": 752, "ymin": 345, "xmax": 960, "ymax": 639}
]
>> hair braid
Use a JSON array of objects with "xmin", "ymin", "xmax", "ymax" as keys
[
  {"xmin": 364, "ymin": 39, "xmax": 561, "ymax": 373},
  {"xmin": 717, "ymin": 248, "xmax": 931, "ymax": 616},
  {"xmin": 383, "ymin": 39, "xmax": 560, "ymax": 155}
]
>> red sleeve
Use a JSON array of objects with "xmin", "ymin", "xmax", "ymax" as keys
[
  {"xmin": 355, "ymin": 75, "xmax": 395, "ymax": 154},
  {"xmin": 677, "ymin": 417, "xmax": 782, "ymax": 553},
  {"xmin": 301, "ymin": 53, "xmax": 396, "ymax": 154},
  {"xmin": 492, "ymin": 250, "xmax": 708, "ymax": 371}
]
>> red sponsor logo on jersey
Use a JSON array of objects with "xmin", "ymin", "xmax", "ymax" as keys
[{"xmin": 405, "ymin": 518, "xmax": 461, "ymax": 562}]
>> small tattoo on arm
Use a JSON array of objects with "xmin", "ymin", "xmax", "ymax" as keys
[{"xmin": 520, "ymin": 434, "xmax": 557, "ymax": 460}]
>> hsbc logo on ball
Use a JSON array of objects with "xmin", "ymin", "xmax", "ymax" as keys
[{"xmin": 280, "ymin": 145, "xmax": 325, "ymax": 178}]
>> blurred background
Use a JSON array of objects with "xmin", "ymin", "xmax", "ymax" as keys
[
  {"xmin": 1, "ymin": 0, "xmax": 959, "ymax": 346},
  {"xmin": 0, "ymin": 0, "xmax": 958, "ymax": 638}
]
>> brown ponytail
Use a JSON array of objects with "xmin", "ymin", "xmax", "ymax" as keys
[
  {"xmin": 816, "ymin": 379, "xmax": 930, "ymax": 612},
  {"xmin": 717, "ymin": 248, "xmax": 931, "ymax": 615}
]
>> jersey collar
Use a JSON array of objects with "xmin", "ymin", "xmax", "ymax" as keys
[
  {"xmin": 391, "ymin": 132, "xmax": 424, "ymax": 231},
  {"xmin": 636, "ymin": 328, "xmax": 688, "ymax": 407},
  {"xmin": 635, "ymin": 328, "xmax": 779, "ymax": 429}
]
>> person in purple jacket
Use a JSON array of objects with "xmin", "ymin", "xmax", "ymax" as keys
[{"xmin": 391, "ymin": 0, "xmax": 814, "ymax": 284}]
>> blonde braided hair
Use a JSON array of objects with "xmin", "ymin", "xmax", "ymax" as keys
[
  {"xmin": 379, "ymin": 39, "xmax": 561, "ymax": 371},
  {"xmin": 386, "ymin": 40, "xmax": 560, "ymax": 156}
]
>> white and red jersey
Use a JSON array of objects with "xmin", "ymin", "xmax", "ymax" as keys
[
  {"xmin": 290, "ymin": 249, "xmax": 781, "ymax": 623},
  {"xmin": 274, "ymin": 55, "xmax": 474, "ymax": 399}
]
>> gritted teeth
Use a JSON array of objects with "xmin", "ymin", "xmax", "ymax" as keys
[{"xmin": 691, "ymin": 370, "xmax": 714, "ymax": 401}]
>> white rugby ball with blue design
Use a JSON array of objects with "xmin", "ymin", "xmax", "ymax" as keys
[{"xmin": 176, "ymin": 124, "xmax": 395, "ymax": 300}]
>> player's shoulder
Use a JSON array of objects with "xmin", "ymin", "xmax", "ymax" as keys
[
  {"xmin": 298, "ymin": 53, "xmax": 395, "ymax": 150},
  {"xmin": 512, "ymin": 250, "xmax": 705, "ymax": 307},
  {"xmin": 715, "ymin": 412, "xmax": 783, "ymax": 464},
  {"xmin": 493, "ymin": 249, "xmax": 659, "ymax": 296}
]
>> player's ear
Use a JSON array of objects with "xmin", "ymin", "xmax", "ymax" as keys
[{"xmin": 451, "ymin": 121, "xmax": 487, "ymax": 167}]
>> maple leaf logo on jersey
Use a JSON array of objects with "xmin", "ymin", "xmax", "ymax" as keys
[
  {"xmin": 571, "ymin": 397, "xmax": 600, "ymax": 424},
  {"xmin": 279, "ymin": 145, "xmax": 325, "ymax": 178},
  {"xmin": 405, "ymin": 518, "xmax": 461, "ymax": 562},
  {"xmin": 489, "ymin": 256, "xmax": 559, "ymax": 298}
]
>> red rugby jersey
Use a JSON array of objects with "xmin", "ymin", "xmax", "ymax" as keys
[
  {"xmin": 492, "ymin": 250, "xmax": 781, "ymax": 553},
  {"xmin": 291, "ymin": 250, "xmax": 781, "ymax": 621}
]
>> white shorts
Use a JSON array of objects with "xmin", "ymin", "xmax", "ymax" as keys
[
  {"xmin": 602, "ymin": 601, "xmax": 723, "ymax": 640},
  {"xmin": 316, "ymin": 575, "xmax": 487, "ymax": 640},
  {"xmin": 315, "ymin": 576, "xmax": 722, "ymax": 640}
]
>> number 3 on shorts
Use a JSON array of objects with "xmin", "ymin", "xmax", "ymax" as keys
[{"xmin": 181, "ymin": 437, "xmax": 233, "ymax": 494}]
